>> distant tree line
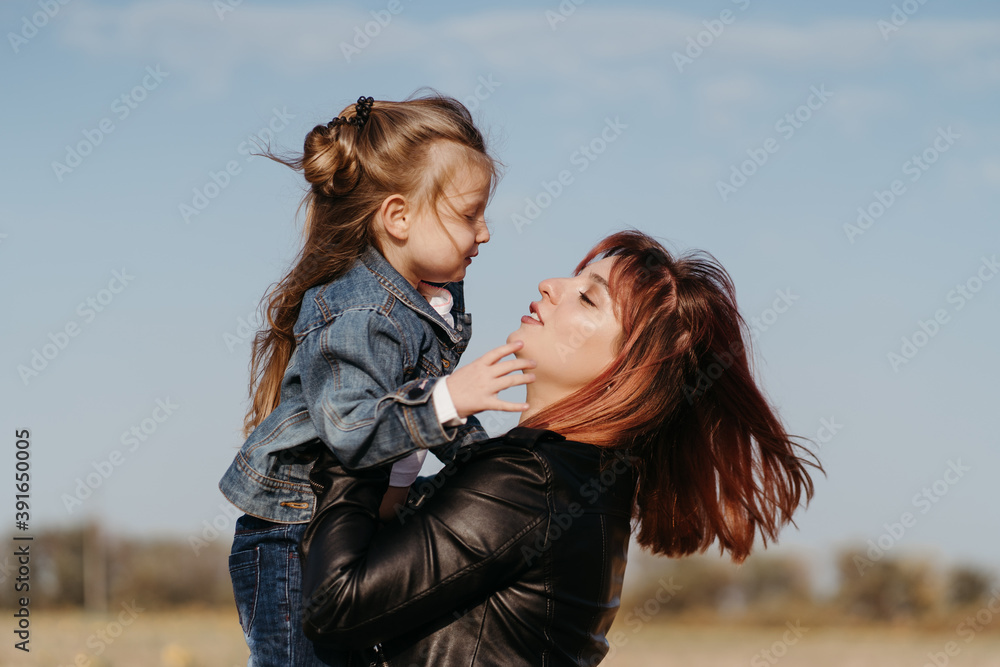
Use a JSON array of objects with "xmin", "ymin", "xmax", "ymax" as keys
[
  {"xmin": 622, "ymin": 549, "xmax": 998, "ymax": 626},
  {"xmin": 0, "ymin": 523, "xmax": 233, "ymax": 611},
  {"xmin": 2, "ymin": 523, "xmax": 996, "ymax": 627}
]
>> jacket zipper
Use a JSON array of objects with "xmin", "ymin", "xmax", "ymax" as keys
[{"xmin": 370, "ymin": 643, "xmax": 390, "ymax": 667}]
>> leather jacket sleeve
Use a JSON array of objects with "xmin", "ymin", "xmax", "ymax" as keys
[{"xmin": 299, "ymin": 440, "xmax": 549, "ymax": 650}]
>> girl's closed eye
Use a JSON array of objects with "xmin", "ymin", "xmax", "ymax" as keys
[{"xmin": 579, "ymin": 291, "xmax": 596, "ymax": 306}]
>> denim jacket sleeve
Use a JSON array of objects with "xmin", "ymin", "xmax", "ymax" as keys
[
  {"xmin": 299, "ymin": 442, "xmax": 548, "ymax": 649},
  {"xmin": 298, "ymin": 307, "xmax": 461, "ymax": 470}
]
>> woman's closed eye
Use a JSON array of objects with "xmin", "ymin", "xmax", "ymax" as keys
[{"xmin": 579, "ymin": 291, "xmax": 596, "ymax": 306}]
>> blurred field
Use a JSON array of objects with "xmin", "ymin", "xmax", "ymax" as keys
[
  {"xmin": 601, "ymin": 624, "xmax": 1000, "ymax": 667},
  {"xmin": 4, "ymin": 608, "xmax": 1000, "ymax": 667},
  {"xmin": 1, "ymin": 608, "xmax": 249, "ymax": 667}
]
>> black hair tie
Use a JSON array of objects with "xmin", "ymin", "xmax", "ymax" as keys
[{"xmin": 326, "ymin": 96, "xmax": 375, "ymax": 130}]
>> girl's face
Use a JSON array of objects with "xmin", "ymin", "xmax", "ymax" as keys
[
  {"xmin": 507, "ymin": 257, "xmax": 623, "ymax": 397},
  {"xmin": 404, "ymin": 157, "xmax": 491, "ymax": 286}
]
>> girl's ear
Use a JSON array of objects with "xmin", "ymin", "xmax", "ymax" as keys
[{"xmin": 377, "ymin": 194, "xmax": 410, "ymax": 242}]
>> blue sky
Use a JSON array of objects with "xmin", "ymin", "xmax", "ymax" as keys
[{"xmin": 2, "ymin": 0, "xmax": 998, "ymax": 579}]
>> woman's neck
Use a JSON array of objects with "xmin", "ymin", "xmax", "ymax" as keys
[{"xmin": 518, "ymin": 382, "xmax": 567, "ymax": 425}]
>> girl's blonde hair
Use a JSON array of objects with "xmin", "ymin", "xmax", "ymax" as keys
[{"xmin": 243, "ymin": 92, "xmax": 500, "ymax": 437}]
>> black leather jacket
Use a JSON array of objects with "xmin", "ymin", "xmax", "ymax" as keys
[{"xmin": 300, "ymin": 427, "xmax": 637, "ymax": 666}]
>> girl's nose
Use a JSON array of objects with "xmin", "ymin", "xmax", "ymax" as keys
[{"xmin": 475, "ymin": 220, "xmax": 490, "ymax": 244}]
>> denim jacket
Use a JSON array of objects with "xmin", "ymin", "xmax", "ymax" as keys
[{"xmin": 218, "ymin": 245, "xmax": 487, "ymax": 524}]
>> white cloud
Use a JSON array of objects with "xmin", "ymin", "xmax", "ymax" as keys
[
  {"xmin": 695, "ymin": 75, "xmax": 770, "ymax": 133},
  {"xmin": 59, "ymin": 2, "xmax": 373, "ymax": 98},
  {"xmin": 826, "ymin": 87, "xmax": 907, "ymax": 137},
  {"xmin": 56, "ymin": 2, "xmax": 1000, "ymax": 104},
  {"xmin": 982, "ymin": 158, "xmax": 1000, "ymax": 186}
]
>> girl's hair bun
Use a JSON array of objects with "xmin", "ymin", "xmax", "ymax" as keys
[
  {"xmin": 302, "ymin": 122, "xmax": 363, "ymax": 198},
  {"xmin": 303, "ymin": 97, "xmax": 375, "ymax": 198}
]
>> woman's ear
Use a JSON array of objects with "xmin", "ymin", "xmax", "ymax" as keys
[{"xmin": 377, "ymin": 194, "xmax": 410, "ymax": 242}]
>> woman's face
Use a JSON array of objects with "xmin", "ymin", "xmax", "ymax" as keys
[{"xmin": 507, "ymin": 256, "xmax": 623, "ymax": 397}]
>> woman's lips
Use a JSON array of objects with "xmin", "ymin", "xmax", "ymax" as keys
[{"xmin": 522, "ymin": 302, "xmax": 542, "ymax": 325}]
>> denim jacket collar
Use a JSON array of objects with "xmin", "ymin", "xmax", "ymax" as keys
[{"xmin": 359, "ymin": 245, "xmax": 468, "ymax": 344}]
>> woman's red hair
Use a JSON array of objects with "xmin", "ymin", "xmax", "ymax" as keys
[{"xmin": 521, "ymin": 230, "xmax": 820, "ymax": 563}]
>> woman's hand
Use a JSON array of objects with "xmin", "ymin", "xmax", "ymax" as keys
[{"xmin": 446, "ymin": 341, "xmax": 535, "ymax": 418}]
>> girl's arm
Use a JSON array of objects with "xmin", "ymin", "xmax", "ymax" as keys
[
  {"xmin": 299, "ymin": 439, "xmax": 550, "ymax": 649},
  {"xmin": 296, "ymin": 308, "xmax": 460, "ymax": 469},
  {"xmin": 297, "ymin": 314, "xmax": 530, "ymax": 470},
  {"xmin": 377, "ymin": 485, "xmax": 410, "ymax": 522}
]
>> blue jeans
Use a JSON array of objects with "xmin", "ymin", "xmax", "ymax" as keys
[{"xmin": 229, "ymin": 514, "xmax": 352, "ymax": 667}]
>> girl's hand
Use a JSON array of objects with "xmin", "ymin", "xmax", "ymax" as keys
[{"xmin": 446, "ymin": 341, "xmax": 535, "ymax": 418}]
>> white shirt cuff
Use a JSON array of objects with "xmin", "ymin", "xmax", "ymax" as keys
[
  {"xmin": 388, "ymin": 450, "xmax": 427, "ymax": 487},
  {"xmin": 432, "ymin": 377, "xmax": 467, "ymax": 427}
]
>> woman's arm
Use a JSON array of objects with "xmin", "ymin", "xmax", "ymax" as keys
[{"xmin": 299, "ymin": 440, "xmax": 550, "ymax": 649}]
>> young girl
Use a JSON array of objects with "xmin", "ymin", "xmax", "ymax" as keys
[{"xmin": 218, "ymin": 93, "xmax": 535, "ymax": 666}]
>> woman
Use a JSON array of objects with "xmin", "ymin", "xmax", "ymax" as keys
[{"xmin": 299, "ymin": 230, "xmax": 820, "ymax": 666}]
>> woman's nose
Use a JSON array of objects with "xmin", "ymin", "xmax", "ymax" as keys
[{"xmin": 538, "ymin": 277, "xmax": 562, "ymax": 303}]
